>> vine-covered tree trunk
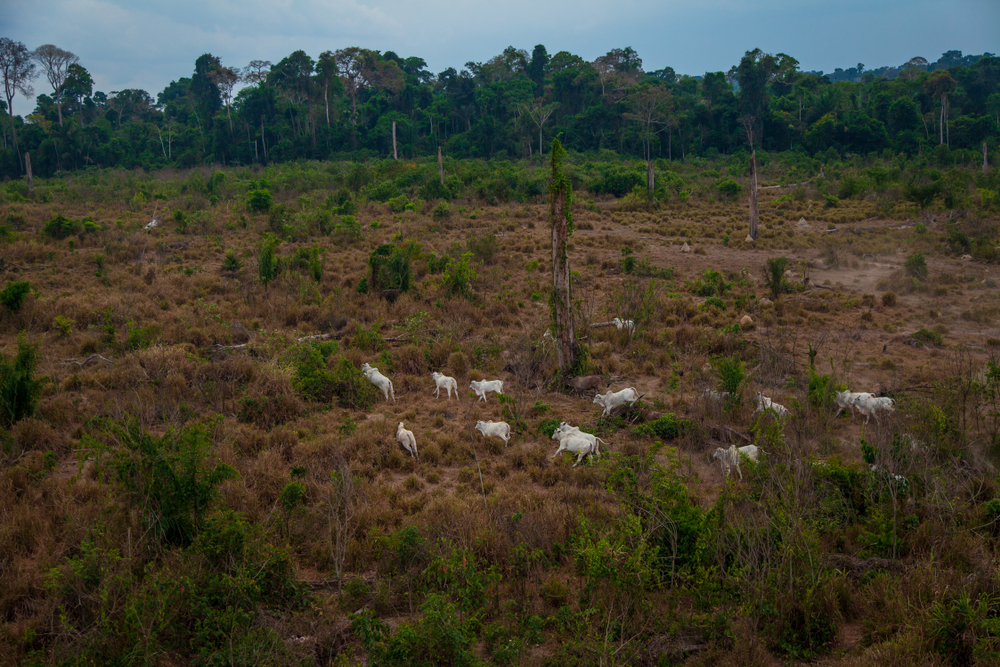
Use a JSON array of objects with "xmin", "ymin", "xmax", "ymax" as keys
[
  {"xmin": 549, "ymin": 138, "xmax": 578, "ymax": 373},
  {"xmin": 747, "ymin": 150, "xmax": 758, "ymax": 241}
]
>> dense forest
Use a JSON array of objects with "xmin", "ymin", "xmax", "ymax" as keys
[{"xmin": 0, "ymin": 40, "xmax": 998, "ymax": 180}]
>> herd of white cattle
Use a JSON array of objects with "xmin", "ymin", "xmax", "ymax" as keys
[{"xmin": 364, "ymin": 361, "xmax": 898, "ymax": 477}]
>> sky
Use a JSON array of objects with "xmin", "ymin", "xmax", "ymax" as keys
[{"xmin": 2, "ymin": 0, "xmax": 998, "ymax": 116}]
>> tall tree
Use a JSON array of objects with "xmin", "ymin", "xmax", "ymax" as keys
[
  {"xmin": 924, "ymin": 69, "xmax": 957, "ymax": 145},
  {"xmin": 63, "ymin": 63, "xmax": 93, "ymax": 126},
  {"xmin": 528, "ymin": 44, "xmax": 549, "ymax": 95},
  {"xmin": 208, "ymin": 64, "xmax": 240, "ymax": 134},
  {"xmin": 522, "ymin": 99, "xmax": 558, "ymax": 156},
  {"xmin": 190, "ymin": 53, "xmax": 222, "ymax": 131},
  {"xmin": 549, "ymin": 138, "xmax": 579, "ymax": 374},
  {"xmin": 32, "ymin": 44, "xmax": 77, "ymax": 126},
  {"xmin": 625, "ymin": 85, "xmax": 671, "ymax": 161},
  {"xmin": 0, "ymin": 37, "xmax": 37, "ymax": 165}
]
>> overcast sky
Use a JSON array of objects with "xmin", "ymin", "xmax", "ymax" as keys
[{"xmin": 3, "ymin": 0, "xmax": 998, "ymax": 116}]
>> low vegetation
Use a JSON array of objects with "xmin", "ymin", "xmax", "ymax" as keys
[{"xmin": 1, "ymin": 151, "xmax": 1000, "ymax": 665}]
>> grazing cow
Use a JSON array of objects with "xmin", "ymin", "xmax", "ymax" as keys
[
  {"xmin": 612, "ymin": 317, "xmax": 636, "ymax": 333},
  {"xmin": 469, "ymin": 379, "xmax": 504, "ymax": 402},
  {"xmin": 552, "ymin": 422, "xmax": 608, "ymax": 456},
  {"xmin": 475, "ymin": 420, "xmax": 511, "ymax": 447},
  {"xmin": 565, "ymin": 375, "xmax": 604, "ymax": 396},
  {"xmin": 396, "ymin": 422, "xmax": 418, "ymax": 459},
  {"xmin": 753, "ymin": 392, "xmax": 789, "ymax": 418},
  {"xmin": 853, "ymin": 394, "xmax": 895, "ymax": 424},
  {"xmin": 550, "ymin": 434, "xmax": 599, "ymax": 467},
  {"xmin": 431, "ymin": 372, "xmax": 458, "ymax": 399},
  {"xmin": 702, "ymin": 389, "xmax": 732, "ymax": 404},
  {"xmin": 834, "ymin": 390, "xmax": 874, "ymax": 419},
  {"xmin": 712, "ymin": 444, "xmax": 762, "ymax": 480},
  {"xmin": 361, "ymin": 363, "xmax": 395, "ymax": 402},
  {"xmin": 593, "ymin": 387, "xmax": 639, "ymax": 416}
]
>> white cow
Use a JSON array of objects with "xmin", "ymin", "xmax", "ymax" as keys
[
  {"xmin": 396, "ymin": 422, "xmax": 418, "ymax": 459},
  {"xmin": 593, "ymin": 387, "xmax": 639, "ymax": 416},
  {"xmin": 712, "ymin": 444, "xmax": 762, "ymax": 480},
  {"xmin": 702, "ymin": 389, "xmax": 732, "ymax": 404},
  {"xmin": 612, "ymin": 317, "xmax": 636, "ymax": 333},
  {"xmin": 475, "ymin": 420, "xmax": 511, "ymax": 447},
  {"xmin": 552, "ymin": 422, "xmax": 608, "ymax": 456},
  {"xmin": 853, "ymin": 395, "xmax": 895, "ymax": 424},
  {"xmin": 361, "ymin": 363, "xmax": 395, "ymax": 402},
  {"xmin": 469, "ymin": 379, "xmax": 504, "ymax": 402},
  {"xmin": 834, "ymin": 390, "xmax": 874, "ymax": 419},
  {"xmin": 431, "ymin": 372, "xmax": 458, "ymax": 399},
  {"xmin": 550, "ymin": 434, "xmax": 599, "ymax": 467},
  {"xmin": 753, "ymin": 392, "xmax": 789, "ymax": 418}
]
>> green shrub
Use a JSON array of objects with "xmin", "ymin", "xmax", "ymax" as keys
[
  {"xmin": 125, "ymin": 322, "xmax": 159, "ymax": 351},
  {"xmin": 52, "ymin": 314, "xmax": 74, "ymax": 337},
  {"xmin": 42, "ymin": 213, "xmax": 81, "ymax": 239},
  {"xmin": 716, "ymin": 178, "xmax": 742, "ymax": 198},
  {"xmin": 258, "ymin": 234, "xmax": 281, "ymax": 286},
  {"xmin": 904, "ymin": 252, "xmax": 928, "ymax": 279},
  {"xmin": 443, "ymin": 252, "xmax": 477, "ymax": 298},
  {"xmin": 712, "ymin": 354, "xmax": 745, "ymax": 397},
  {"xmin": 702, "ymin": 296, "xmax": 727, "ymax": 310},
  {"xmin": 247, "ymin": 188, "xmax": 273, "ymax": 212},
  {"xmin": 912, "ymin": 327, "xmax": 943, "ymax": 347},
  {"xmin": 432, "ymin": 201, "xmax": 451, "ymax": 218},
  {"xmin": 467, "ymin": 231, "xmax": 497, "ymax": 264},
  {"xmin": 221, "ymin": 249, "xmax": 241, "ymax": 272},
  {"xmin": 339, "ymin": 215, "xmax": 362, "ymax": 242},
  {"xmin": 632, "ymin": 413, "xmax": 686, "ymax": 440},
  {"xmin": 101, "ymin": 419, "xmax": 239, "ymax": 548},
  {"xmin": 764, "ymin": 256, "xmax": 789, "ymax": 299},
  {"xmin": 0, "ymin": 280, "xmax": 31, "ymax": 312},
  {"xmin": 368, "ymin": 243, "xmax": 412, "ymax": 292},
  {"xmin": 0, "ymin": 332, "xmax": 42, "ymax": 427}
]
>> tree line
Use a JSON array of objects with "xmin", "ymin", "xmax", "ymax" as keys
[{"xmin": 1, "ymin": 37, "xmax": 998, "ymax": 181}]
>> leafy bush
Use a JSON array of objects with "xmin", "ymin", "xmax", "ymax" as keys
[
  {"xmin": 712, "ymin": 354, "xmax": 745, "ymax": 397},
  {"xmin": 432, "ymin": 201, "xmax": 451, "ymax": 218},
  {"xmin": 102, "ymin": 419, "xmax": 239, "ymax": 548},
  {"xmin": 0, "ymin": 280, "xmax": 31, "ymax": 312},
  {"xmin": 258, "ymin": 234, "xmax": 281, "ymax": 286},
  {"xmin": 904, "ymin": 252, "xmax": 928, "ymax": 279},
  {"xmin": 467, "ymin": 231, "xmax": 498, "ymax": 264},
  {"xmin": 443, "ymin": 252, "xmax": 477, "ymax": 298},
  {"xmin": 913, "ymin": 327, "xmax": 943, "ymax": 347},
  {"xmin": 588, "ymin": 165, "xmax": 645, "ymax": 197},
  {"xmin": 42, "ymin": 214, "xmax": 81, "ymax": 239},
  {"xmin": 716, "ymin": 178, "xmax": 742, "ymax": 198},
  {"xmin": 764, "ymin": 256, "xmax": 789, "ymax": 299},
  {"xmin": 632, "ymin": 413, "xmax": 686, "ymax": 440},
  {"xmin": 0, "ymin": 332, "xmax": 42, "ymax": 427},
  {"xmin": 221, "ymin": 248, "xmax": 241, "ymax": 272},
  {"xmin": 702, "ymin": 296, "xmax": 727, "ymax": 310},
  {"xmin": 247, "ymin": 188, "xmax": 273, "ymax": 212},
  {"xmin": 368, "ymin": 243, "xmax": 412, "ymax": 292},
  {"xmin": 538, "ymin": 418, "xmax": 561, "ymax": 438}
]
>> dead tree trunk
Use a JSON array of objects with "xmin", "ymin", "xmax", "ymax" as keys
[
  {"xmin": 647, "ymin": 160, "xmax": 655, "ymax": 196},
  {"xmin": 25, "ymin": 152, "xmax": 32, "ymax": 191},
  {"xmin": 438, "ymin": 146, "xmax": 444, "ymax": 185},
  {"xmin": 392, "ymin": 121, "xmax": 398, "ymax": 160},
  {"xmin": 549, "ymin": 138, "xmax": 579, "ymax": 373},
  {"xmin": 747, "ymin": 150, "xmax": 758, "ymax": 241}
]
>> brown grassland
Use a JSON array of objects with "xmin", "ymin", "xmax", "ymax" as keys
[{"xmin": 2, "ymin": 160, "xmax": 1000, "ymax": 666}]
